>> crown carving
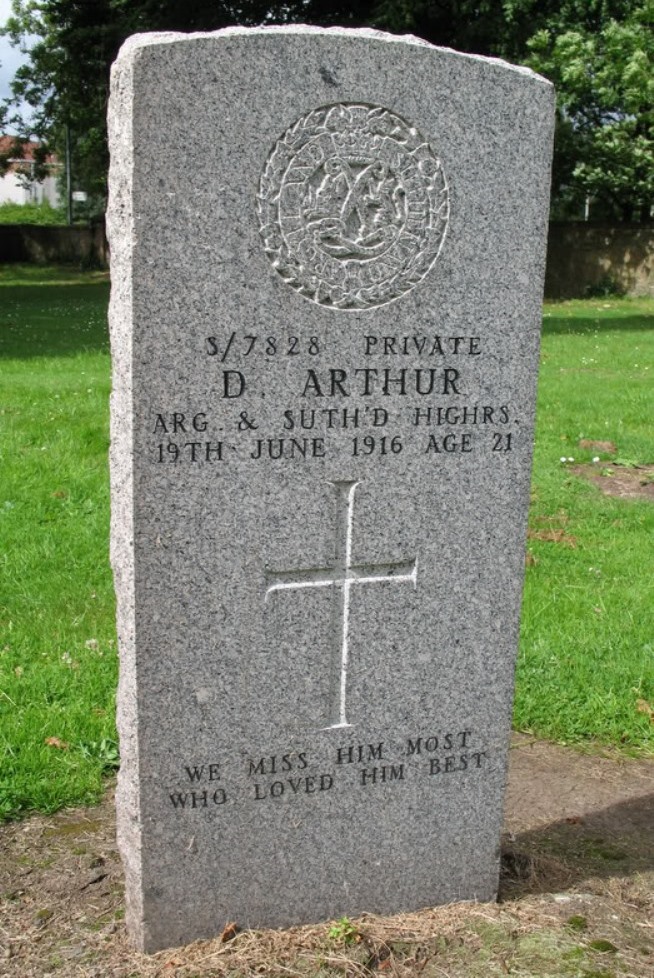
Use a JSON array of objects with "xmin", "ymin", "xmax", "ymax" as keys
[{"xmin": 330, "ymin": 132, "xmax": 383, "ymax": 157}]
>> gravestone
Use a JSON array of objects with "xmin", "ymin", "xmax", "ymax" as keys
[{"xmin": 108, "ymin": 26, "xmax": 554, "ymax": 953}]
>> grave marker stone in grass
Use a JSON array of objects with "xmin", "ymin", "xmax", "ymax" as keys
[{"xmin": 107, "ymin": 26, "xmax": 554, "ymax": 952}]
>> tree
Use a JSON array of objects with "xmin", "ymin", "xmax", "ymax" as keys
[
  {"xmin": 3, "ymin": 2, "xmax": 123, "ymax": 210},
  {"xmin": 2, "ymin": 0, "xmax": 652, "ymax": 221},
  {"xmin": 524, "ymin": 0, "xmax": 653, "ymax": 221},
  {"xmin": 1, "ymin": 0, "xmax": 291, "ymax": 214},
  {"xmin": 0, "ymin": 0, "xmax": 537, "ymax": 212}
]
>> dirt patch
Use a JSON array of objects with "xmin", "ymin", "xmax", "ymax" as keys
[
  {"xmin": 527, "ymin": 511, "xmax": 578, "ymax": 547},
  {"xmin": 1, "ymin": 734, "xmax": 653, "ymax": 978},
  {"xmin": 572, "ymin": 463, "xmax": 654, "ymax": 501},
  {"xmin": 578, "ymin": 440, "xmax": 618, "ymax": 454},
  {"xmin": 527, "ymin": 528, "xmax": 577, "ymax": 546}
]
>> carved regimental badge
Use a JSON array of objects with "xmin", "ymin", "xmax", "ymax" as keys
[{"xmin": 257, "ymin": 103, "xmax": 449, "ymax": 309}]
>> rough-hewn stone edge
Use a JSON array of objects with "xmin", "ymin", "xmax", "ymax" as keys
[
  {"xmin": 105, "ymin": 27, "xmax": 555, "ymax": 952},
  {"xmin": 111, "ymin": 25, "xmax": 553, "ymax": 92},
  {"xmin": 106, "ymin": 48, "xmax": 144, "ymax": 950}
]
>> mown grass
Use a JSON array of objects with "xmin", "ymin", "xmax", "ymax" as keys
[
  {"xmin": 0, "ymin": 269, "xmax": 652, "ymax": 819},
  {"xmin": 516, "ymin": 298, "xmax": 654, "ymax": 754},
  {"xmin": 1, "ymin": 270, "xmax": 116, "ymax": 818},
  {"xmin": 0, "ymin": 262, "xmax": 109, "ymax": 288}
]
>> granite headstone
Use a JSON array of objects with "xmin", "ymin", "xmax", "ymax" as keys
[{"xmin": 108, "ymin": 26, "xmax": 554, "ymax": 952}]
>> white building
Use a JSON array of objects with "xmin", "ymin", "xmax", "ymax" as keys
[{"xmin": 0, "ymin": 136, "xmax": 61, "ymax": 207}]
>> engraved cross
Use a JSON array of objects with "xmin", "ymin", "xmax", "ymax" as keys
[{"xmin": 265, "ymin": 481, "xmax": 417, "ymax": 728}]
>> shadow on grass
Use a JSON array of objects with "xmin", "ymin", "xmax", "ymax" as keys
[
  {"xmin": 542, "ymin": 315, "xmax": 654, "ymax": 336},
  {"xmin": 500, "ymin": 792, "xmax": 654, "ymax": 899},
  {"xmin": 0, "ymin": 283, "xmax": 110, "ymax": 358}
]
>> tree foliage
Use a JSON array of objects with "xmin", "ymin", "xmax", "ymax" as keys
[
  {"xmin": 526, "ymin": 0, "xmax": 653, "ymax": 221},
  {"xmin": 1, "ymin": 0, "xmax": 652, "ymax": 220},
  {"xmin": 1, "ymin": 1, "xmax": 292, "ymax": 207}
]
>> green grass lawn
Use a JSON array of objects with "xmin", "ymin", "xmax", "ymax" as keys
[
  {"xmin": 0, "ymin": 269, "xmax": 652, "ymax": 820},
  {"xmin": 517, "ymin": 297, "xmax": 654, "ymax": 752},
  {"xmin": 0, "ymin": 270, "xmax": 116, "ymax": 819}
]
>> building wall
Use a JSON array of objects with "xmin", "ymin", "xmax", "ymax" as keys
[{"xmin": 0, "ymin": 170, "xmax": 60, "ymax": 207}]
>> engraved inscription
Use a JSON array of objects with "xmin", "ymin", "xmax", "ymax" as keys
[
  {"xmin": 258, "ymin": 104, "xmax": 449, "ymax": 308},
  {"xmin": 265, "ymin": 481, "xmax": 417, "ymax": 728},
  {"xmin": 166, "ymin": 729, "xmax": 489, "ymax": 812},
  {"xmin": 145, "ymin": 330, "xmax": 522, "ymax": 465}
]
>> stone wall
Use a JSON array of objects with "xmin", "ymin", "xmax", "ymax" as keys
[
  {"xmin": 545, "ymin": 223, "xmax": 654, "ymax": 299},
  {"xmin": 0, "ymin": 222, "xmax": 108, "ymax": 267}
]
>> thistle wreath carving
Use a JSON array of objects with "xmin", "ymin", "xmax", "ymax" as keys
[{"xmin": 257, "ymin": 103, "xmax": 449, "ymax": 309}]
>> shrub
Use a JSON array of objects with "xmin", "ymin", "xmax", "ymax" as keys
[{"xmin": 0, "ymin": 201, "xmax": 66, "ymax": 225}]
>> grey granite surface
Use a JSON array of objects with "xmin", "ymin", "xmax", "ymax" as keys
[{"xmin": 107, "ymin": 25, "xmax": 554, "ymax": 953}]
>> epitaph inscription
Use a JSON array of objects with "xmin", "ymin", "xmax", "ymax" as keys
[
  {"xmin": 257, "ymin": 103, "xmax": 449, "ymax": 308},
  {"xmin": 166, "ymin": 730, "xmax": 489, "ymax": 810}
]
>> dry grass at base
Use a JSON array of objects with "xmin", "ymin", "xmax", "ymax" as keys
[{"xmin": 2, "ymin": 781, "xmax": 653, "ymax": 978}]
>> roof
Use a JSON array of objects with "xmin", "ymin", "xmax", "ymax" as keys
[{"xmin": 0, "ymin": 136, "xmax": 59, "ymax": 171}]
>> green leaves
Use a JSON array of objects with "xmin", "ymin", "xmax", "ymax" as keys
[
  {"xmin": 526, "ymin": 3, "xmax": 653, "ymax": 220},
  {"xmin": 1, "ymin": 0, "xmax": 651, "ymax": 222}
]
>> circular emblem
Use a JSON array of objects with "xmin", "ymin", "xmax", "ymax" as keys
[{"xmin": 257, "ymin": 103, "xmax": 449, "ymax": 309}]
